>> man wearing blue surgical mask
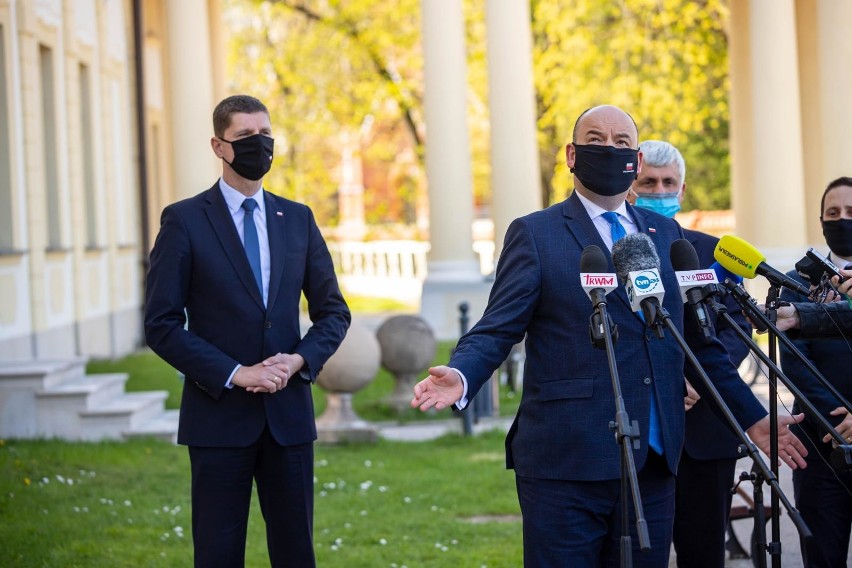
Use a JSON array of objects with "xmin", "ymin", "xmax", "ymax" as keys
[
  {"xmin": 628, "ymin": 139, "xmax": 685, "ymax": 217},
  {"xmin": 629, "ymin": 140, "xmax": 753, "ymax": 567}
]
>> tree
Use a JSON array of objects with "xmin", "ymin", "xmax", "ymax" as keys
[
  {"xmin": 224, "ymin": 0, "xmax": 734, "ymax": 226},
  {"xmin": 532, "ymin": 0, "xmax": 731, "ymax": 210}
]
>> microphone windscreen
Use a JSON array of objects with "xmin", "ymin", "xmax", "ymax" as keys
[
  {"xmin": 714, "ymin": 234, "xmax": 764, "ymax": 279},
  {"xmin": 612, "ymin": 233, "xmax": 660, "ymax": 283},
  {"xmin": 580, "ymin": 245, "xmax": 609, "ymax": 273},
  {"xmin": 670, "ymin": 239, "xmax": 701, "ymax": 272},
  {"xmin": 794, "ymin": 256, "xmax": 824, "ymax": 286},
  {"xmin": 710, "ymin": 261, "xmax": 744, "ymax": 285}
]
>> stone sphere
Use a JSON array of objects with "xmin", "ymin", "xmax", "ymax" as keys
[
  {"xmin": 376, "ymin": 315, "xmax": 437, "ymax": 374},
  {"xmin": 317, "ymin": 323, "xmax": 381, "ymax": 393}
]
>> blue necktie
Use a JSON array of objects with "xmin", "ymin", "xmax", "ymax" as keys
[
  {"xmin": 601, "ymin": 211, "xmax": 627, "ymax": 244},
  {"xmin": 241, "ymin": 199, "xmax": 263, "ymax": 295},
  {"xmin": 602, "ymin": 210, "xmax": 663, "ymax": 454}
]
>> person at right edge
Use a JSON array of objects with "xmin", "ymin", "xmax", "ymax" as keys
[
  {"xmin": 779, "ymin": 176, "xmax": 852, "ymax": 567},
  {"xmin": 628, "ymin": 140, "xmax": 753, "ymax": 568}
]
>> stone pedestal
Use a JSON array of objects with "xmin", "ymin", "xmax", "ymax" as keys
[
  {"xmin": 315, "ymin": 323, "xmax": 380, "ymax": 443},
  {"xmin": 376, "ymin": 315, "xmax": 437, "ymax": 412}
]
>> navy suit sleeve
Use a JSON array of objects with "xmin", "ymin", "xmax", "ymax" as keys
[
  {"xmin": 715, "ymin": 293, "xmax": 752, "ymax": 368},
  {"xmin": 779, "ymin": 274, "xmax": 842, "ymax": 420},
  {"xmin": 144, "ymin": 205, "xmax": 238, "ymax": 399},
  {"xmin": 292, "ymin": 208, "xmax": 351, "ymax": 381},
  {"xmin": 448, "ymin": 217, "xmax": 541, "ymax": 399},
  {"xmin": 683, "ymin": 307, "xmax": 767, "ymax": 430}
]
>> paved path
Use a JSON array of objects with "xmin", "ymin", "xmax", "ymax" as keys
[{"xmin": 373, "ymin": 374, "xmax": 849, "ymax": 566}]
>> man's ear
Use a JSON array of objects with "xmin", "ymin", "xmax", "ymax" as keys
[
  {"xmin": 565, "ymin": 143, "xmax": 576, "ymax": 170},
  {"xmin": 678, "ymin": 182, "xmax": 687, "ymax": 204},
  {"xmin": 211, "ymin": 136, "xmax": 225, "ymax": 158}
]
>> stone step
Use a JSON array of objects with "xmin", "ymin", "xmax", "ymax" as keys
[
  {"xmin": 36, "ymin": 373, "xmax": 129, "ymax": 408},
  {"xmin": 78, "ymin": 391, "xmax": 170, "ymax": 441},
  {"xmin": 0, "ymin": 358, "xmax": 88, "ymax": 390},
  {"xmin": 124, "ymin": 409, "xmax": 180, "ymax": 444}
]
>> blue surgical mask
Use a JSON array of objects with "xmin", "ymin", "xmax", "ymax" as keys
[{"xmin": 634, "ymin": 192, "xmax": 681, "ymax": 218}]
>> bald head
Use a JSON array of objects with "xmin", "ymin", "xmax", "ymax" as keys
[{"xmin": 571, "ymin": 105, "xmax": 639, "ymax": 148}]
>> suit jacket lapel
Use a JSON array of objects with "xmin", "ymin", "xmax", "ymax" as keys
[
  {"xmin": 562, "ymin": 192, "xmax": 635, "ymax": 313},
  {"xmin": 562, "ymin": 192, "xmax": 610, "ymax": 263},
  {"xmin": 264, "ymin": 192, "xmax": 286, "ymax": 312},
  {"xmin": 203, "ymin": 185, "xmax": 265, "ymax": 310}
]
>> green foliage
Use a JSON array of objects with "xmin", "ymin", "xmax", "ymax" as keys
[
  {"xmin": 532, "ymin": 0, "xmax": 731, "ymax": 209},
  {"xmin": 0, "ymin": 434, "xmax": 522, "ymax": 566},
  {"xmin": 224, "ymin": 0, "xmax": 425, "ymax": 224}
]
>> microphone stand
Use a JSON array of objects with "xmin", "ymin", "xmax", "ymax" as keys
[
  {"xmin": 699, "ymin": 283, "xmax": 852, "ymax": 565},
  {"xmin": 640, "ymin": 300, "xmax": 813, "ymax": 568},
  {"xmin": 764, "ymin": 285, "xmax": 782, "ymax": 568},
  {"xmin": 588, "ymin": 291, "xmax": 650, "ymax": 565}
]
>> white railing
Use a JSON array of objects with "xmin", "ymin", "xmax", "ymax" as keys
[{"xmin": 328, "ymin": 239, "xmax": 495, "ymax": 303}]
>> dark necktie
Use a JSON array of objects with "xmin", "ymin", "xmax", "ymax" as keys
[
  {"xmin": 602, "ymin": 210, "xmax": 663, "ymax": 454},
  {"xmin": 241, "ymin": 199, "xmax": 263, "ymax": 295}
]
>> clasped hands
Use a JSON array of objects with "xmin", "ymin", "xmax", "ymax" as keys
[{"xmin": 232, "ymin": 352, "xmax": 305, "ymax": 394}]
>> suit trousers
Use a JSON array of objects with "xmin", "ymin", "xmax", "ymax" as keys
[
  {"xmin": 188, "ymin": 427, "xmax": 315, "ymax": 568},
  {"xmin": 793, "ymin": 457, "xmax": 852, "ymax": 568},
  {"xmin": 516, "ymin": 451, "xmax": 675, "ymax": 568},
  {"xmin": 672, "ymin": 452, "xmax": 738, "ymax": 568}
]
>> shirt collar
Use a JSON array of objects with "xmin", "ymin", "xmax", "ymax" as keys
[
  {"xmin": 575, "ymin": 190, "xmax": 631, "ymax": 222},
  {"xmin": 218, "ymin": 178, "xmax": 265, "ymax": 215}
]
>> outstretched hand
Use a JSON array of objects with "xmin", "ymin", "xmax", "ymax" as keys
[
  {"xmin": 746, "ymin": 413, "xmax": 808, "ymax": 469},
  {"xmin": 410, "ymin": 366, "xmax": 464, "ymax": 412}
]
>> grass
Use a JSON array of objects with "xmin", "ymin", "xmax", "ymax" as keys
[
  {"xmin": 0, "ymin": 432, "xmax": 523, "ymax": 567},
  {"xmin": 12, "ymin": 319, "xmax": 526, "ymax": 565}
]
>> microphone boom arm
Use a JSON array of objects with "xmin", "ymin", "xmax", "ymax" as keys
[{"xmin": 650, "ymin": 301, "xmax": 813, "ymax": 543}]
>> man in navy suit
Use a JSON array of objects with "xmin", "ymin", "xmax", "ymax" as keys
[
  {"xmin": 780, "ymin": 177, "xmax": 852, "ymax": 567},
  {"xmin": 145, "ymin": 95, "xmax": 350, "ymax": 567},
  {"xmin": 629, "ymin": 140, "xmax": 752, "ymax": 567},
  {"xmin": 411, "ymin": 105, "xmax": 806, "ymax": 567}
]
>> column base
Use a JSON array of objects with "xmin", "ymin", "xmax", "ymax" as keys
[{"xmin": 420, "ymin": 261, "xmax": 493, "ymax": 340}]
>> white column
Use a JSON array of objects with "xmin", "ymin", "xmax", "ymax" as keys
[
  {"xmin": 795, "ymin": 1, "xmax": 852, "ymax": 245},
  {"xmin": 485, "ymin": 0, "xmax": 542, "ymax": 257},
  {"xmin": 164, "ymin": 0, "xmax": 218, "ymax": 199},
  {"xmin": 729, "ymin": 0, "xmax": 806, "ymax": 272},
  {"xmin": 419, "ymin": 0, "xmax": 489, "ymax": 339}
]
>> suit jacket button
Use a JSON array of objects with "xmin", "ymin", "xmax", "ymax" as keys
[
  {"xmin": 643, "ymin": 377, "xmax": 652, "ymax": 385},
  {"xmin": 265, "ymin": 321, "xmax": 272, "ymax": 329}
]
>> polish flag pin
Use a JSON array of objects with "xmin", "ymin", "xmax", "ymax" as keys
[
  {"xmin": 648, "ymin": 227, "xmax": 656, "ymax": 233},
  {"xmin": 276, "ymin": 211, "xmax": 283, "ymax": 216}
]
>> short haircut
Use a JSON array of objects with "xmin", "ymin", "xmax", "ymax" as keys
[
  {"xmin": 820, "ymin": 176, "xmax": 852, "ymax": 216},
  {"xmin": 637, "ymin": 140, "xmax": 686, "ymax": 183},
  {"xmin": 571, "ymin": 106, "xmax": 639, "ymax": 145},
  {"xmin": 212, "ymin": 95, "xmax": 269, "ymax": 138}
]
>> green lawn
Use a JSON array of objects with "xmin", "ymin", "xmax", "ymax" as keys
[
  {"xmin": 10, "ymin": 330, "xmax": 526, "ymax": 566},
  {"xmin": 0, "ymin": 432, "xmax": 523, "ymax": 567}
]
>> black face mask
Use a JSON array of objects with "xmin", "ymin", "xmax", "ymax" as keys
[
  {"xmin": 219, "ymin": 134, "xmax": 274, "ymax": 181},
  {"xmin": 822, "ymin": 218, "xmax": 852, "ymax": 257},
  {"xmin": 571, "ymin": 144, "xmax": 639, "ymax": 197}
]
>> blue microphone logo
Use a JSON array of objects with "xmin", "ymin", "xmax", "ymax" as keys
[{"xmin": 634, "ymin": 271, "xmax": 659, "ymax": 291}]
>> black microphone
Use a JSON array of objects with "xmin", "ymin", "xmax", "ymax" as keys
[
  {"xmin": 612, "ymin": 233, "xmax": 666, "ymax": 333},
  {"xmin": 580, "ymin": 245, "xmax": 617, "ymax": 308},
  {"xmin": 580, "ymin": 245, "xmax": 619, "ymax": 348},
  {"xmin": 670, "ymin": 239, "xmax": 716, "ymax": 344}
]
